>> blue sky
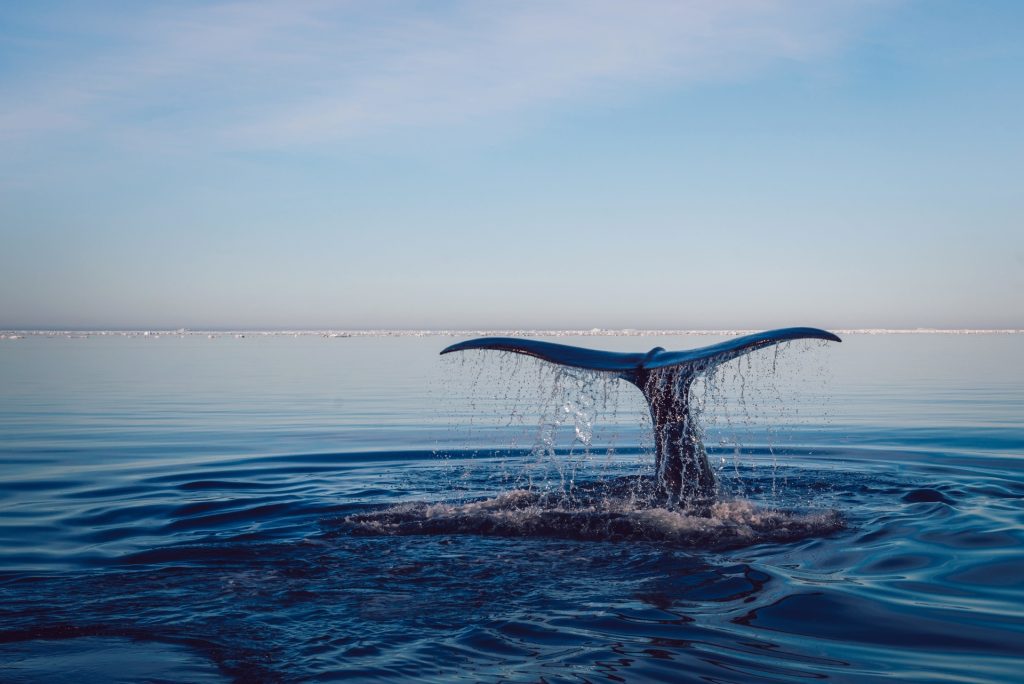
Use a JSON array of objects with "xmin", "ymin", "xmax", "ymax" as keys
[{"xmin": 1, "ymin": 1, "xmax": 1021, "ymax": 329}]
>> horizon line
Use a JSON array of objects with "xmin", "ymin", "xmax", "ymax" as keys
[{"xmin": 3, "ymin": 328, "xmax": 1023, "ymax": 337}]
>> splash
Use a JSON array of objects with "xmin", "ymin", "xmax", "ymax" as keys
[{"xmin": 344, "ymin": 481, "xmax": 844, "ymax": 549}]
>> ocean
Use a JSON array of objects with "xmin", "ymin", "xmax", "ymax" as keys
[{"xmin": 1, "ymin": 332, "xmax": 1021, "ymax": 682}]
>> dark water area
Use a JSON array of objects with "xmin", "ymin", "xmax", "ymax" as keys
[{"xmin": 1, "ymin": 333, "xmax": 1022, "ymax": 682}]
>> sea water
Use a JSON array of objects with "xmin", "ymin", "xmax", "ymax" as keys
[{"xmin": 0, "ymin": 332, "xmax": 1021, "ymax": 682}]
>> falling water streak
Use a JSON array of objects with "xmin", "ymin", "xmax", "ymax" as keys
[{"xmin": 432, "ymin": 340, "xmax": 838, "ymax": 515}]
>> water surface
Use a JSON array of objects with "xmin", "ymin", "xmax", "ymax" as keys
[{"xmin": 1, "ymin": 333, "xmax": 1021, "ymax": 682}]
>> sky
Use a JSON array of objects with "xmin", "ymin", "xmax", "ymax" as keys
[{"xmin": 1, "ymin": 0, "xmax": 1022, "ymax": 330}]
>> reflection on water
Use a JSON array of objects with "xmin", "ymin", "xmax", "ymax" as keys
[{"xmin": 0, "ymin": 334, "xmax": 1022, "ymax": 682}]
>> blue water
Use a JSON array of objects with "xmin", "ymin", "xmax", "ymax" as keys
[{"xmin": 1, "ymin": 333, "xmax": 1022, "ymax": 682}]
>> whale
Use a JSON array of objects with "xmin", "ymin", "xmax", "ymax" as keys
[{"xmin": 441, "ymin": 327, "xmax": 841, "ymax": 507}]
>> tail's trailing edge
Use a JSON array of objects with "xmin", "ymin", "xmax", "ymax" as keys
[
  {"xmin": 642, "ymin": 327, "xmax": 841, "ymax": 370},
  {"xmin": 440, "ymin": 327, "xmax": 841, "ymax": 374},
  {"xmin": 440, "ymin": 338, "xmax": 648, "ymax": 372}
]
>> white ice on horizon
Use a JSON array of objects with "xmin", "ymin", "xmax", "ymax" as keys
[{"xmin": 2, "ymin": 328, "xmax": 1021, "ymax": 339}]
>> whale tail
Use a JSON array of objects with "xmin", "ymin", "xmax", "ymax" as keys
[
  {"xmin": 441, "ymin": 328, "xmax": 841, "ymax": 507},
  {"xmin": 440, "ymin": 327, "xmax": 840, "ymax": 378}
]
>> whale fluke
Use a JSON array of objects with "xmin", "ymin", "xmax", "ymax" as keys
[
  {"xmin": 440, "ymin": 337, "xmax": 649, "ymax": 371},
  {"xmin": 440, "ymin": 328, "xmax": 839, "ymax": 373},
  {"xmin": 441, "ymin": 328, "xmax": 841, "ymax": 507}
]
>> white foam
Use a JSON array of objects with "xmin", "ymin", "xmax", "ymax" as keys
[{"xmin": 344, "ymin": 490, "xmax": 843, "ymax": 548}]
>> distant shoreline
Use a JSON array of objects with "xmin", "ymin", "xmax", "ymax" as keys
[{"xmin": 2, "ymin": 328, "xmax": 1022, "ymax": 339}]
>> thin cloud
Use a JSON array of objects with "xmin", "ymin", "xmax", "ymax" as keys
[{"xmin": 0, "ymin": 1, "xmax": 888, "ymax": 147}]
